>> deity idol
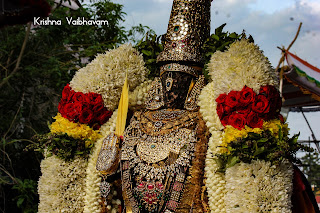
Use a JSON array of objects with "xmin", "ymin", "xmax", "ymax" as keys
[
  {"xmin": 94, "ymin": 0, "xmax": 320, "ymax": 212},
  {"xmin": 34, "ymin": 0, "xmax": 318, "ymax": 212},
  {"xmin": 96, "ymin": 0, "xmax": 211, "ymax": 212}
]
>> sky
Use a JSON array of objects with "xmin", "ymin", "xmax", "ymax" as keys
[
  {"xmin": 115, "ymin": 0, "xmax": 320, "ymax": 69},
  {"xmin": 111, "ymin": 0, "xmax": 320, "ymax": 147}
]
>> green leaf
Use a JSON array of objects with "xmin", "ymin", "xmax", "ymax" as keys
[
  {"xmin": 215, "ymin": 23, "xmax": 226, "ymax": 35},
  {"xmin": 226, "ymin": 156, "xmax": 239, "ymax": 168},
  {"xmin": 242, "ymin": 144, "xmax": 249, "ymax": 149},
  {"xmin": 146, "ymin": 59, "xmax": 156, "ymax": 64},
  {"xmin": 257, "ymin": 138, "xmax": 268, "ymax": 143},
  {"xmin": 212, "ymin": 34, "xmax": 219, "ymax": 41},
  {"xmin": 254, "ymin": 147, "xmax": 265, "ymax": 156},
  {"xmin": 229, "ymin": 32, "xmax": 238, "ymax": 38},
  {"xmin": 278, "ymin": 125, "xmax": 283, "ymax": 141},
  {"xmin": 141, "ymin": 49, "xmax": 152, "ymax": 56},
  {"xmin": 17, "ymin": 197, "xmax": 25, "ymax": 207},
  {"xmin": 227, "ymin": 146, "xmax": 235, "ymax": 152}
]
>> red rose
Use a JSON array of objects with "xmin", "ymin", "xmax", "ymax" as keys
[
  {"xmin": 246, "ymin": 111, "xmax": 263, "ymax": 128},
  {"xmin": 239, "ymin": 86, "xmax": 256, "ymax": 106},
  {"xmin": 58, "ymin": 100, "xmax": 67, "ymax": 114},
  {"xmin": 221, "ymin": 114, "xmax": 230, "ymax": 127},
  {"xmin": 252, "ymin": 95, "xmax": 270, "ymax": 114},
  {"xmin": 98, "ymin": 110, "xmax": 113, "ymax": 125},
  {"xmin": 216, "ymin": 93, "xmax": 227, "ymax": 104},
  {"xmin": 73, "ymin": 92, "xmax": 86, "ymax": 103},
  {"xmin": 259, "ymin": 85, "xmax": 282, "ymax": 119},
  {"xmin": 224, "ymin": 104, "xmax": 233, "ymax": 115},
  {"xmin": 62, "ymin": 103, "xmax": 77, "ymax": 121},
  {"xmin": 73, "ymin": 102, "xmax": 84, "ymax": 114},
  {"xmin": 87, "ymin": 92, "xmax": 103, "ymax": 106},
  {"xmin": 228, "ymin": 112, "xmax": 246, "ymax": 130},
  {"xmin": 92, "ymin": 104, "xmax": 106, "ymax": 122},
  {"xmin": 225, "ymin": 91, "xmax": 240, "ymax": 108},
  {"xmin": 216, "ymin": 103, "xmax": 224, "ymax": 118},
  {"xmin": 259, "ymin": 85, "xmax": 279, "ymax": 100},
  {"xmin": 61, "ymin": 84, "xmax": 71, "ymax": 101},
  {"xmin": 79, "ymin": 109, "xmax": 94, "ymax": 124},
  {"xmin": 237, "ymin": 105, "xmax": 252, "ymax": 115},
  {"xmin": 61, "ymin": 84, "xmax": 75, "ymax": 102}
]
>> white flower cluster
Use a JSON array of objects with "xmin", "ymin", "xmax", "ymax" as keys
[
  {"xmin": 129, "ymin": 79, "xmax": 152, "ymax": 110},
  {"xmin": 204, "ymin": 132, "xmax": 227, "ymax": 212},
  {"xmin": 199, "ymin": 82, "xmax": 224, "ymax": 133},
  {"xmin": 199, "ymin": 39, "xmax": 281, "ymax": 213},
  {"xmin": 38, "ymin": 156, "xmax": 87, "ymax": 213},
  {"xmin": 83, "ymin": 110, "xmax": 118, "ymax": 213},
  {"xmin": 225, "ymin": 160, "xmax": 293, "ymax": 213},
  {"xmin": 207, "ymin": 39, "xmax": 278, "ymax": 94},
  {"xmin": 70, "ymin": 44, "xmax": 149, "ymax": 111}
]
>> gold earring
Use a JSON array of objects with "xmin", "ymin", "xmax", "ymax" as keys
[
  {"xmin": 184, "ymin": 75, "xmax": 205, "ymax": 111},
  {"xmin": 145, "ymin": 77, "xmax": 164, "ymax": 110}
]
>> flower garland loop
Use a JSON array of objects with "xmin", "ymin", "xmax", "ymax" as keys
[
  {"xmin": 225, "ymin": 160, "xmax": 293, "ymax": 213},
  {"xmin": 38, "ymin": 156, "xmax": 88, "ymax": 213},
  {"xmin": 84, "ymin": 110, "xmax": 118, "ymax": 213},
  {"xmin": 70, "ymin": 44, "xmax": 148, "ymax": 111},
  {"xmin": 38, "ymin": 43, "xmax": 149, "ymax": 213},
  {"xmin": 199, "ymin": 39, "xmax": 293, "ymax": 213}
]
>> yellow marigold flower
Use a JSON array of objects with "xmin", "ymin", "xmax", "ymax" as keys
[
  {"xmin": 220, "ymin": 119, "xmax": 287, "ymax": 154},
  {"xmin": 262, "ymin": 119, "xmax": 288, "ymax": 138},
  {"xmin": 50, "ymin": 113, "xmax": 102, "ymax": 147},
  {"xmin": 222, "ymin": 125, "xmax": 263, "ymax": 148}
]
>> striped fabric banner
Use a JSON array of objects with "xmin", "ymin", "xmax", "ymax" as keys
[{"xmin": 285, "ymin": 51, "xmax": 320, "ymax": 87}]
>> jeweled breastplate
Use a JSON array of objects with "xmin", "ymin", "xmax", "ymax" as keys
[{"xmin": 121, "ymin": 109, "xmax": 199, "ymax": 213}]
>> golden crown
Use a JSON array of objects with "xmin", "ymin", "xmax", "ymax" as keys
[{"xmin": 157, "ymin": 0, "xmax": 211, "ymax": 74}]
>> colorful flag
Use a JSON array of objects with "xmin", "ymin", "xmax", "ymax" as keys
[{"xmin": 285, "ymin": 51, "xmax": 320, "ymax": 88}]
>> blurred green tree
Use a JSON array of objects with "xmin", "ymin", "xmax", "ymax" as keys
[
  {"xmin": 301, "ymin": 151, "xmax": 320, "ymax": 195},
  {"xmin": 0, "ymin": 0, "xmax": 149, "ymax": 212}
]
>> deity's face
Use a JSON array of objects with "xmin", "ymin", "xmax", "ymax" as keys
[{"xmin": 160, "ymin": 71, "xmax": 194, "ymax": 109}]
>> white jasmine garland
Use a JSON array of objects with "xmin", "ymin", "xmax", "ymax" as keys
[
  {"xmin": 225, "ymin": 160, "xmax": 293, "ymax": 213},
  {"xmin": 199, "ymin": 77, "xmax": 227, "ymax": 213},
  {"xmin": 83, "ymin": 110, "xmax": 118, "ymax": 213},
  {"xmin": 38, "ymin": 156, "xmax": 87, "ymax": 213},
  {"xmin": 204, "ymin": 132, "xmax": 227, "ymax": 213},
  {"xmin": 199, "ymin": 39, "xmax": 281, "ymax": 213},
  {"xmin": 199, "ymin": 81, "xmax": 223, "ymax": 133},
  {"xmin": 207, "ymin": 39, "xmax": 279, "ymax": 95},
  {"xmin": 129, "ymin": 79, "xmax": 152, "ymax": 110},
  {"xmin": 70, "ymin": 44, "xmax": 148, "ymax": 111}
]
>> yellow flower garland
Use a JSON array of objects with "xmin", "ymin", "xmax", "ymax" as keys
[
  {"xmin": 50, "ymin": 113, "xmax": 102, "ymax": 146},
  {"xmin": 221, "ymin": 119, "xmax": 289, "ymax": 153}
]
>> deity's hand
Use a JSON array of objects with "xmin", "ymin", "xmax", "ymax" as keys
[{"xmin": 96, "ymin": 132, "xmax": 120, "ymax": 176}]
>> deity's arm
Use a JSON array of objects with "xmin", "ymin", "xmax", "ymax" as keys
[
  {"xmin": 96, "ymin": 132, "xmax": 121, "ymax": 176},
  {"xmin": 95, "ymin": 110, "xmax": 136, "ymax": 176}
]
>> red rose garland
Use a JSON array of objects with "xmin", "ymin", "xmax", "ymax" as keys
[
  {"xmin": 58, "ymin": 84, "xmax": 113, "ymax": 130},
  {"xmin": 216, "ymin": 85, "xmax": 282, "ymax": 130}
]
